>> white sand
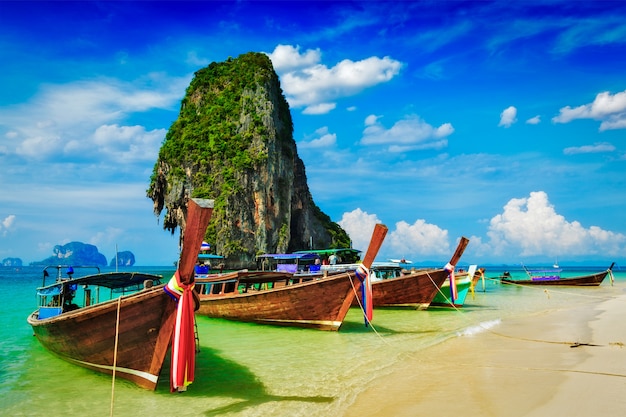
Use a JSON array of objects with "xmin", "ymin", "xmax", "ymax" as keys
[{"xmin": 344, "ymin": 292, "xmax": 626, "ymax": 417}]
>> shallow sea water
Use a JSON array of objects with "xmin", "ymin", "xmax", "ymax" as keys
[{"xmin": 1, "ymin": 265, "xmax": 623, "ymax": 416}]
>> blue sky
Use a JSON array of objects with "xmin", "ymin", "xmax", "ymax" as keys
[{"xmin": 1, "ymin": 1, "xmax": 625, "ymax": 266}]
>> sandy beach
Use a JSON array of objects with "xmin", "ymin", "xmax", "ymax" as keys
[{"xmin": 346, "ymin": 290, "xmax": 626, "ymax": 417}]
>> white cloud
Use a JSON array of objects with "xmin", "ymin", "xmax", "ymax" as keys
[
  {"xmin": 267, "ymin": 44, "xmax": 402, "ymax": 114},
  {"xmin": 526, "ymin": 115, "xmax": 541, "ymax": 124},
  {"xmin": 338, "ymin": 208, "xmax": 382, "ymax": 252},
  {"xmin": 552, "ymin": 90, "xmax": 626, "ymax": 131},
  {"xmin": 298, "ymin": 127, "xmax": 337, "ymax": 149},
  {"xmin": 498, "ymin": 106, "xmax": 517, "ymax": 128},
  {"xmin": 360, "ymin": 114, "xmax": 453, "ymax": 152},
  {"xmin": 0, "ymin": 76, "xmax": 187, "ymax": 162},
  {"xmin": 266, "ymin": 44, "xmax": 322, "ymax": 73},
  {"xmin": 387, "ymin": 220, "xmax": 450, "ymax": 256},
  {"xmin": 338, "ymin": 208, "xmax": 450, "ymax": 257},
  {"xmin": 563, "ymin": 142, "xmax": 616, "ymax": 155},
  {"xmin": 486, "ymin": 191, "xmax": 625, "ymax": 257},
  {"xmin": 89, "ymin": 124, "xmax": 166, "ymax": 162},
  {"xmin": 302, "ymin": 103, "xmax": 337, "ymax": 115},
  {"xmin": 1, "ymin": 214, "xmax": 16, "ymax": 237}
]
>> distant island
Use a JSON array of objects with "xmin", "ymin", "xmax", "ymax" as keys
[
  {"xmin": 29, "ymin": 241, "xmax": 135, "ymax": 267},
  {"xmin": 2, "ymin": 257, "xmax": 23, "ymax": 267},
  {"xmin": 110, "ymin": 251, "xmax": 136, "ymax": 267}
]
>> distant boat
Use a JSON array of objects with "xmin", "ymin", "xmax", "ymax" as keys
[
  {"xmin": 501, "ymin": 263, "xmax": 615, "ymax": 286},
  {"xmin": 28, "ymin": 198, "xmax": 215, "ymax": 391},
  {"xmin": 195, "ymin": 224, "xmax": 388, "ymax": 330},
  {"xmin": 389, "ymin": 258, "xmax": 413, "ymax": 264}
]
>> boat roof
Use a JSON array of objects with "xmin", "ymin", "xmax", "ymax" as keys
[
  {"xmin": 198, "ymin": 253, "xmax": 224, "ymax": 260},
  {"xmin": 38, "ymin": 271, "xmax": 163, "ymax": 291},
  {"xmin": 293, "ymin": 248, "xmax": 362, "ymax": 256},
  {"xmin": 257, "ymin": 253, "xmax": 320, "ymax": 261}
]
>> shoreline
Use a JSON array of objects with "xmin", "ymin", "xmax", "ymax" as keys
[{"xmin": 344, "ymin": 288, "xmax": 626, "ymax": 417}]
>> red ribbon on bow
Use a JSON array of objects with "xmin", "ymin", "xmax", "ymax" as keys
[{"xmin": 168, "ymin": 271, "xmax": 196, "ymax": 392}]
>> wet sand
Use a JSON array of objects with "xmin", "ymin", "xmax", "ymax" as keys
[{"xmin": 345, "ymin": 291, "xmax": 626, "ymax": 417}]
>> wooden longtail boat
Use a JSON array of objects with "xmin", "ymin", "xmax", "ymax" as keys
[
  {"xmin": 27, "ymin": 198, "xmax": 214, "ymax": 390},
  {"xmin": 195, "ymin": 224, "xmax": 388, "ymax": 330},
  {"xmin": 355, "ymin": 237, "xmax": 470, "ymax": 309},
  {"xmin": 501, "ymin": 263, "xmax": 615, "ymax": 286}
]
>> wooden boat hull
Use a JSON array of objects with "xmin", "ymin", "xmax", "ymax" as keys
[
  {"xmin": 28, "ymin": 285, "xmax": 175, "ymax": 390},
  {"xmin": 501, "ymin": 270, "xmax": 610, "ymax": 286},
  {"xmin": 197, "ymin": 272, "xmax": 360, "ymax": 331},
  {"xmin": 430, "ymin": 273, "xmax": 472, "ymax": 307},
  {"xmin": 358, "ymin": 269, "xmax": 450, "ymax": 309}
]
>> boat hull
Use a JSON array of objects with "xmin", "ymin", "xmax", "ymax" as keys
[
  {"xmin": 28, "ymin": 285, "xmax": 175, "ymax": 390},
  {"xmin": 501, "ymin": 270, "xmax": 610, "ymax": 286},
  {"xmin": 360, "ymin": 269, "xmax": 450, "ymax": 309},
  {"xmin": 197, "ymin": 272, "xmax": 360, "ymax": 331},
  {"xmin": 430, "ymin": 273, "xmax": 472, "ymax": 307}
]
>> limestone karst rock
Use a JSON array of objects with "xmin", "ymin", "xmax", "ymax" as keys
[{"xmin": 147, "ymin": 52, "xmax": 351, "ymax": 269}]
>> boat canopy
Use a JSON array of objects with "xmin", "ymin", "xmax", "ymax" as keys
[
  {"xmin": 198, "ymin": 253, "xmax": 224, "ymax": 261},
  {"xmin": 37, "ymin": 272, "xmax": 163, "ymax": 292},
  {"xmin": 257, "ymin": 253, "xmax": 320, "ymax": 261},
  {"xmin": 293, "ymin": 248, "xmax": 361, "ymax": 257}
]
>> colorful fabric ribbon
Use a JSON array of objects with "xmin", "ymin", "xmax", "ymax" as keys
[
  {"xmin": 164, "ymin": 271, "xmax": 196, "ymax": 392},
  {"xmin": 444, "ymin": 262, "xmax": 457, "ymax": 303},
  {"xmin": 355, "ymin": 264, "xmax": 372, "ymax": 326}
]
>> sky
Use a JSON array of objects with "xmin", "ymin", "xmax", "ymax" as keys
[{"xmin": 1, "ymin": 1, "xmax": 625, "ymax": 267}]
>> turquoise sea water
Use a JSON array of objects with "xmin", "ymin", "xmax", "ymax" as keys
[{"xmin": 1, "ymin": 265, "xmax": 623, "ymax": 417}]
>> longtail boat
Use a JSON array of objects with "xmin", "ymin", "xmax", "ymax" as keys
[
  {"xmin": 354, "ymin": 237, "xmax": 470, "ymax": 309},
  {"xmin": 27, "ymin": 198, "xmax": 214, "ymax": 391},
  {"xmin": 195, "ymin": 224, "xmax": 388, "ymax": 330},
  {"xmin": 501, "ymin": 263, "xmax": 615, "ymax": 286}
]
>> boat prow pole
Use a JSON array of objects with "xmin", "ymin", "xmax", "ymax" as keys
[
  {"xmin": 168, "ymin": 198, "xmax": 215, "ymax": 393},
  {"xmin": 448, "ymin": 236, "xmax": 470, "ymax": 268}
]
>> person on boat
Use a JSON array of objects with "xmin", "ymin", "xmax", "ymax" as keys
[{"xmin": 329, "ymin": 254, "xmax": 337, "ymax": 265}]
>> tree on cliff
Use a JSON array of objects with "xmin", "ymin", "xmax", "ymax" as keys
[{"xmin": 147, "ymin": 52, "xmax": 351, "ymax": 269}]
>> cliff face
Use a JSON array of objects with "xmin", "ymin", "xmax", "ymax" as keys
[{"xmin": 147, "ymin": 52, "xmax": 350, "ymax": 268}]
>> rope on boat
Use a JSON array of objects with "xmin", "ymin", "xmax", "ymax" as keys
[
  {"xmin": 347, "ymin": 271, "xmax": 390, "ymax": 345},
  {"xmin": 110, "ymin": 296, "xmax": 122, "ymax": 417}
]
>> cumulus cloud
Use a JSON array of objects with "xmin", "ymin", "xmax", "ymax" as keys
[
  {"xmin": 387, "ymin": 220, "xmax": 450, "ymax": 256},
  {"xmin": 298, "ymin": 127, "xmax": 337, "ymax": 149},
  {"xmin": 266, "ymin": 44, "xmax": 402, "ymax": 114},
  {"xmin": 360, "ymin": 114, "xmax": 453, "ymax": 152},
  {"xmin": 487, "ymin": 191, "xmax": 625, "ymax": 257},
  {"xmin": 498, "ymin": 106, "xmax": 517, "ymax": 128},
  {"xmin": 552, "ymin": 90, "xmax": 626, "ymax": 131},
  {"xmin": 563, "ymin": 142, "xmax": 616, "ymax": 155},
  {"xmin": 266, "ymin": 44, "xmax": 322, "ymax": 73},
  {"xmin": 338, "ymin": 208, "xmax": 450, "ymax": 257},
  {"xmin": 526, "ymin": 115, "xmax": 541, "ymax": 124},
  {"xmin": 338, "ymin": 209, "xmax": 382, "ymax": 252}
]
